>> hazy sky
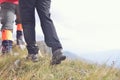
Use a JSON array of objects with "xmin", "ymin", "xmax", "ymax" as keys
[{"xmin": 33, "ymin": 0, "xmax": 120, "ymax": 54}]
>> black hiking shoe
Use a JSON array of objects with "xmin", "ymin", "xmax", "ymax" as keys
[
  {"xmin": 1, "ymin": 40, "xmax": 12, "ymax": 55},
  {"xmin": 51, "ymin": 49, "xmax": 66, "ymax": 65},
  {"xmin": 2, "ymin": 46, "xmax": 12, "ymax": 54},
  {"xmin": 26, "ymin": 54, "xmax": 39, "ymax": 62}
]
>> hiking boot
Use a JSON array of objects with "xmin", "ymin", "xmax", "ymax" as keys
[
  {"xmin": 26, "ymin": 54, "xmax": 39, "ymax": 62},
  {"xmin": 1, "ymin": 40, "xmax": 12, "ymax": 54},
  {"xmin": 16, "ymin": 37, "xmax": 25, "ymax": 50},
  {"xmin": 2, "ymin": 45, "xmax": 12, "ymax": 54},
  {"xmin": 51, "ymin": 49, "xmax": 66, "ymax": 65},
  {"xmin": 16, "ymin": 31, "xmax": 25, "ymax": 49},
  {"xmin": 17, "ymin": 36, "xmax": 25, "ymax": 45},
  {"xmin": 16, "ymin": 31, "xmax": 25, "ymax": 45}
]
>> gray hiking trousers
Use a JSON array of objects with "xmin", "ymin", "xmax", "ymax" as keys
[
  {"xmin": 19, "ymin": 0, "xmax": 62, "ymax": 54},
  {"xmin": 0, "ymin": 2, "xmax": 21, "ymax": 31}
]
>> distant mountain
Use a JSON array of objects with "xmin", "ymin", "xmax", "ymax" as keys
[{"xmin": 63, "ymin": 51, "xmax": 81, "ymax": 60}]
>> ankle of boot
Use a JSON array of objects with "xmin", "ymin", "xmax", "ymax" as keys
[
  {"xmin": 52, "ymin": 49, "xmax": 63, "ymax": 56},
  {"xmin": 2, "ymin": 40, "xmax": 13, "ymax": 46},
  {"xmin": 16, "ymin": 30, "xmax": 23, "ymax": 38}
]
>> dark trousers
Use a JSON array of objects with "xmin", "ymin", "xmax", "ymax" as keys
[{"xmin": 19, "ymin": 0, "xmax": 62, "ymax": 54}]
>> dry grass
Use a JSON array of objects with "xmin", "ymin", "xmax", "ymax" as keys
[{"xmin": 0, "ymin": 46, "xmax": 120, "ymax": 80}]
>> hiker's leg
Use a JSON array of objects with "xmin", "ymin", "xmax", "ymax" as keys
[
  {"xmin": 1, "ymin": 3, "xmax": 16, "ymax": 54},
  {"xmin": 15, "ymin": 5, "xmax": 24, "ymax": 45},
  {"xmin": 1, "ymin": 2, "xmax": 15, "ymax": 30},
  {"xmin": 36, "ymin": 0, "xmax": 66, "ymax": 64},
  {"xmin": 19, "ymin": 0, "xmax": 39, "ymax": 54},
  {"xmin": 36, "ymin": 0, "xmax": 62, "ymax": 52}
]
